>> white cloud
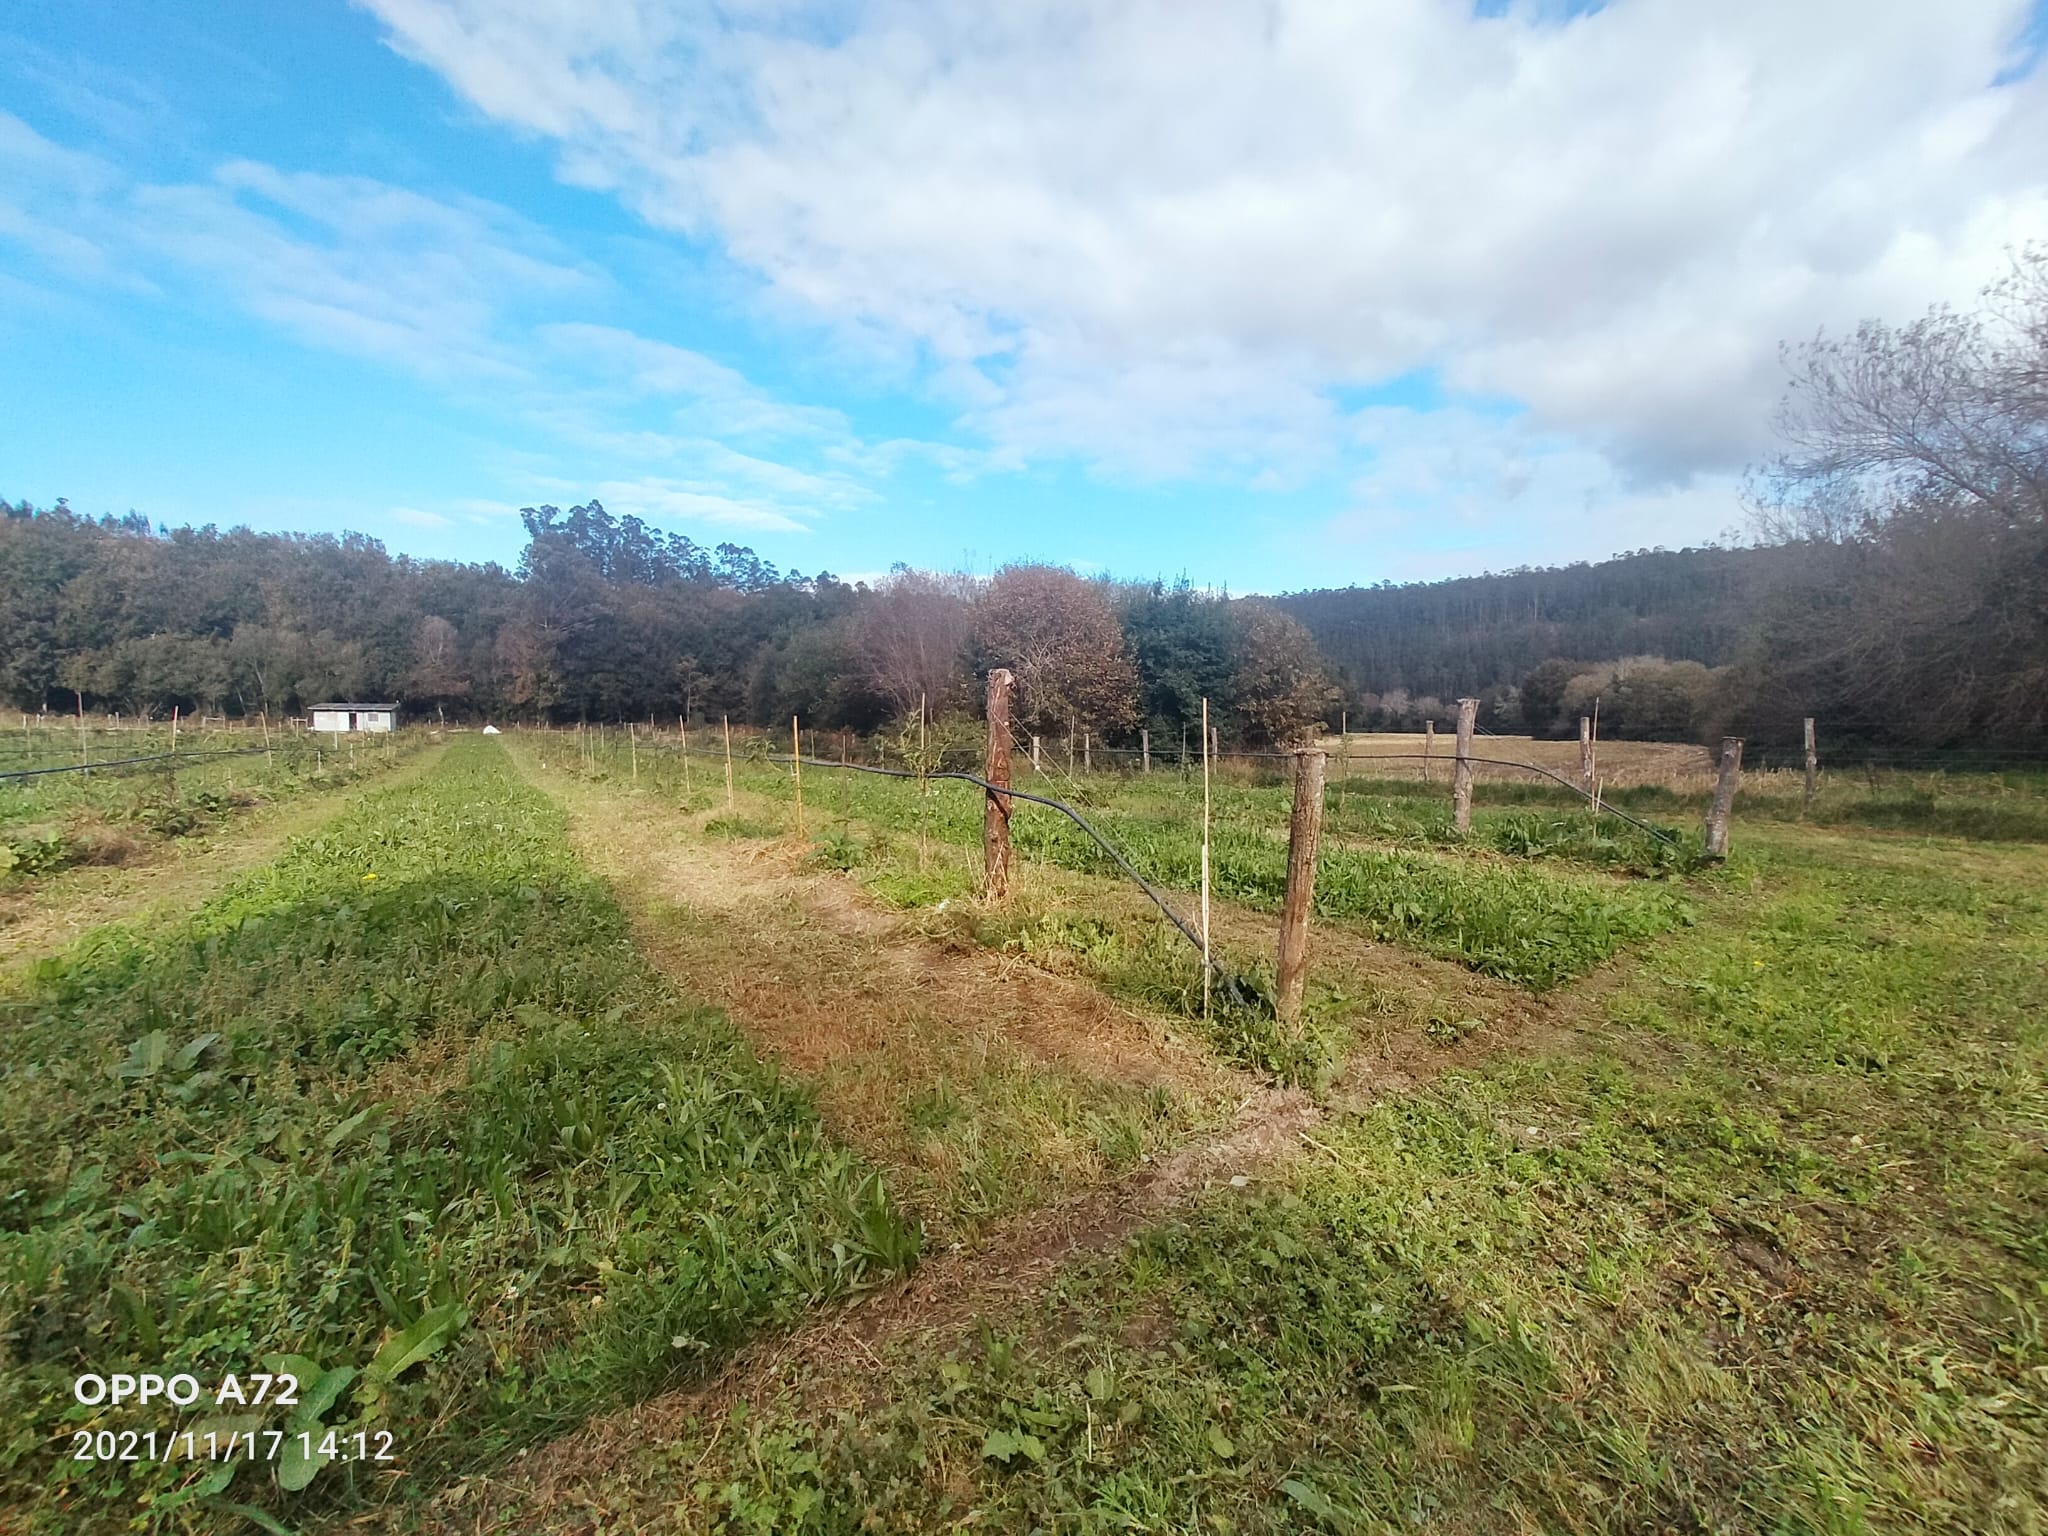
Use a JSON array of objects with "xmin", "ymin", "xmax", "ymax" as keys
[
  {"xmin": 361, "ymin": 0, "xmax": 2048, "ymax": 495},
  {"xmin": 390, "ymin": 505, "xmax": 454, "ymax": 527},
  {"xmin": 578, "ymin": 476, "xmax": 813, "ymax": 534}
]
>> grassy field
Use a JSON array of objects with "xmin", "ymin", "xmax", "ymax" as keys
[
  {"xmin": 0, "ymin": 723, "xmax": 418, "ymax": 886},
  {"xmin": 2, "ymin": 729, "xmax": 2042, "ymax": 1533}
]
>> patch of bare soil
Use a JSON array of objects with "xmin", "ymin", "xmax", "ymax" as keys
[{"xmin": 533, "ymin": 764, "xmax": 1240, "ymax": 1127}]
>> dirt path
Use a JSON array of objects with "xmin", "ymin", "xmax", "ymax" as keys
[
  {"xmin": 0, "ymin": 744, "xmax": 446, "ymax": 974},
  {"xmin": 517, "ymin": 748, "xmax": 1249, "ymax": 1157}
]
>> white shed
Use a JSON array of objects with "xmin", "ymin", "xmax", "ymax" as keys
[{"xmin": 310, "ymin": 703, "xmax": 400, "ymax": 734}]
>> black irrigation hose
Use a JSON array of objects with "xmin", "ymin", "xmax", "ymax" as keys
[
  {"xmin": 753, "ymin": 749, "xmax": 1214, "ymax": 959},
  {"xmin": 0, "ymin": 745, "xmax": 279, "ymax": 782},
  {"xmin": 607, "ymin": 735, "xmax": 1689, "ymax": 964}
]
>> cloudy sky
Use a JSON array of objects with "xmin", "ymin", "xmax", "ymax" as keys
[{"xmin": 4, "ymin": 1, "xmax": 2045, "ymax": 590}]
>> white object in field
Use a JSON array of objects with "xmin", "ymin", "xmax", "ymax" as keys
[
  {"xmin": 309, "ymin": 703, "xmax": 400, "ymax": 733},
  {"xmin": 481, "ymin": 724, "xmax": 501, "ymax": 734}
]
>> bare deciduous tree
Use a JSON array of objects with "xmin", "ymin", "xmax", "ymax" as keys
[
  {"xmin": 1744, "ymin": 249, "xmax": 2048, "ymax": 742},
  {"xmin": 851, "ymin": 567, "xmax": 975, "ymax": 719}
]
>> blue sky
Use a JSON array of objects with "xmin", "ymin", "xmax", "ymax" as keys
[{"xmin": 4, "ymin": 1, "xmax": 2045, "ymax": 591}]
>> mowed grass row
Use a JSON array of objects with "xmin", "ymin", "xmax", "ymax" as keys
[
  {"xmin": 651, "ymin": 830, "xmax": 2048, "ymax": 1535},
  {"xmin": 0, "ymin": 737, "xmax": 916, "ymax": 1532},
  {"xmin": 1, "ymin": 729, "xmax": 423, "ymax": 881},
  {"xmin": 592, "ymin": 739, "xmax": 1693, "ymax": 990}
]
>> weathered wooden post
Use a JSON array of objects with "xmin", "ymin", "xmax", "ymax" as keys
[
  {"xmin": 984, "ymin": 669, "xmax": 1015, "ymax": 902},
  {"xmin": 1579, "ymin": 716, "xmax": 1595, "ymax": 793},
  {"xmin": 1140, "ymin": 728, "xmax": 1150, "ymax": 773},
  {"xmin": 1422, "ymin": 718, "xmax": 1434, "ymax": 782},
  {"xmin": 1083, "ymin": 729, "xmax": 1092, "ymax": 773},
  {"xmin": 1452, "ymin": 697, "xmax": 1478, "ymax": 833},
  {"xmin": 722, "ymin": 714, "xmax": 734, "ymax": 811},
  {"xmin": 1275, "ymin": 747, "xmax": 1328, "ymax": 1025},
  {"xmin": 1803, "ymin": 717, "xmax": 1818, "ymax": 814},
  {"xmin": 1703, "ymin": 736, "xmax": 1744, "ymax": 859},
  {"xmin": 1031, "ymin": 734, "xmax": 1041, "ymax": 773}
]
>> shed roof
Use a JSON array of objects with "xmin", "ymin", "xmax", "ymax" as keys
[{"xmin": 310, "ymin": 703, "xmax": 401, "ymax": 711}]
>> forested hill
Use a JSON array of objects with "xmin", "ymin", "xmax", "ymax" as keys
[{"xmin": 1274, "ymin": 545, "xmax": 1779, "ymax": 702}]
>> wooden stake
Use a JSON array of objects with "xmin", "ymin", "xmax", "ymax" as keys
[
  {"xmin": 1579, "ymin": 716, "xmax": 1595, "ymax": 793},
  {"xmin": 1452, "ymin": 697, "xmax": 1477, "ymax": 833},
  {"xmin": 983, "ymin": 669, "xmax": 1014, "ymax": 901},
  {"xmin": 1201, "ymin": 697, "xmax": 1213, "ymax": 1023},
  {"xmin": 630, "ymin": 723, "xmax": 638, "ymax": 783},
  {"xmin": 723, "ymin": 714, "xmax": 734, "ymax": 810},
  {"xmin": 1422, "ymin": 718, "xmax": 1434, "ymax": 782},
  {"xmin": 259, "ymin": 711, "xmax": 273, "ymax": 762},
  {"xmin": 919, "ymin": 692, "xmax": 930, "ymax": 873},
  {"xmin": 1083, "ymin": 729, "xmax": 1091, "ymax": 773},
  {"xmin": 1703, "ymin": 736, "xmax": 1744, "ymax": 859},
  {"xmin": 682, "ymin": 718, "xmax": 691, "ymax": 796},
  {"xmin": 1031, "ymin": 734, "xmax": 1041, "ymax": 773},
  {"xmin": 169, "ymin": 704, "xmax": 178, "ymax": 756},
  {"xmin": 1588, "ymin": 696, "xmax": 1602, "ymax": 810},
  {"xmin": 1141, "ymin": 727, "xmax": 1150, "ymax": 772},
  {"xmin": 77, "ymin": 691, "xmax": 88, "ymax": 768},
  {"xmin": 1338, "ymin": 709, "xmax": 1349, "ymax": 816},
  {"xmin": 1276, "ymin": 747, "xmax": 1328, "ymax": 1025},
  {"xmin": 791, "ymin": 715, "xmax": 804, "ymax": 838},
  {"xmin": 1803, "ymin": 717, "xmax": 1818, "ymax": 814}
]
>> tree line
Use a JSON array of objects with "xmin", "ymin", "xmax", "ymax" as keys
[{"xmin": 0, "ymin": 500, "xmax": 1335, "ymax": 746}]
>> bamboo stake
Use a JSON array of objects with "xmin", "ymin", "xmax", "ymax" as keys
[
  {"xmin": 1803, "ymin": 717, "xmax": 1818, "ymax": 815},
  {"xmin": 1588, "ymin": 696, "xmax": 1602, "ymax": 810},
  {"xmin": 682, "ymin": 718, "xmax": 691, "ymax": 796},
  {"xmin": 918, "ymin": 692, "xmax": 929, "ymax": 873},
  {"xmin": 1201, "ymin": 697, "xmax": 1213, "ymax": 1024},
  {"xmin": 791, "ymin": 715, "xmax": 804, "ymax": 838},
  {"xmin": 1338, "ymin": 708, "xmax": 1348, "ymax": 816},
  {"xmin": 630, "ymin": 723, "xmax": 638, "ymax": 783},
  {"xmin": 723, "ymin": 715, "xmax": 734, "ymax": 810}
]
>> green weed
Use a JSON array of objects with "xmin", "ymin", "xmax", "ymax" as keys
[{"xmin": 0, "ymin": 738, "xmax": 915, "ymax": 1532}]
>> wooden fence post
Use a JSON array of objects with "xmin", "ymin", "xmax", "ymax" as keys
[
  {"xmin": 1803, "ymin": 717, "xmax": 1818, "ymax": 814},
  {"xmin": 1579, "ymin": 716, "xmax": 1595, "ymax": 792},
  {"xmin": 1452, "ymin": 697, "xmax": 1478, "ymax": 833},
  {"xmin": 1031, "ymin": 734, "xmax": 1041, "ymax": 773},
  {"xmin": 1141, "ymin": 728, "xmax": 1150, "ymax": 773},
  {"xmin": 1083, "ymin": 729, "xmax": 1091, "ymax": 773},
  {"xmin": 984, "ymin": 669, "xmax": 1015, "ymax": 901},
  {"xmin": 1276, "ymin": 747, "xmax": 1328, "ymax": 1025},
  {"xmin": 1422, "ymin": 719, "xmax": 1434, "ymax": 782},
  {"xmin": 1703, "ymin": 736, "xmax": 1744, "ymax": 858}
]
